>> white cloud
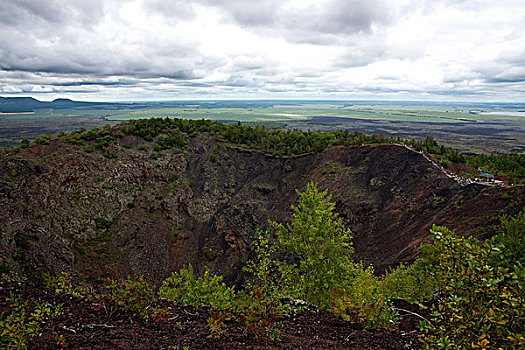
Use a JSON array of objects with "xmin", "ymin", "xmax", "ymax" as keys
[{"xmin": 0, "ymin": 0, "xmax": 523, "ymax": 101}]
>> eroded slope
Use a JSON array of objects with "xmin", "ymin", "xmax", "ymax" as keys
[{"xmin": 1, "ymin": 132, "xmax": 523, "ymax": 283}]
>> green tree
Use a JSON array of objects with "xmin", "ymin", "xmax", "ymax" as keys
[{"xmin": 272, "ymin": 182, "xmax": 355, "ymax": 307}]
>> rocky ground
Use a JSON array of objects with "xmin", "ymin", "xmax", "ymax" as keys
[
  {"xmin": 2, "ymin": 133, "xmax": 523, "ymax": 285},
  {"xmin": 1, "ymin": 281, "xmax": 424, "ymax": 350}
]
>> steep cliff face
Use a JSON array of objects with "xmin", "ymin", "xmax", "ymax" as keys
[{"xmin": 1, "ymin": 133, "xmax": 523, "ymax": 283}]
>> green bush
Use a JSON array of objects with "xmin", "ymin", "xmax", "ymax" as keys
[
  {"xmin": 493, "ymin": 208, "xmax": 525, "ymax": 267},
  {"xmin": 103, "ymin": 150, "xmax": 117, "ymax": 159},
  {"xmin": 331, "ymin": 266, "xmax": 398, "ymax": 329},
  {"xmin": 96, "ymin": 272, "xmax": 156, "ymax": 318},
  {"xmin": 19, "ymin": 139, "xmax": 30, "ymax": 148},
  {"xmin": 168, "ymin": 173, "xmax": 179, "ymax": 183},
  {"xmin": 237, "ymin": 229, "xmax": 296, "ymax": 338},
  {"xmin": 159, "ymin": 265, "xmax": 235, "ymax": 311},
  {"xmin": 201, "ymin": 243, "xmax": 217, "ymax": 262},
  {"xmin": 34, "ymin": 135, "xmax": 51, "ymax": 145},
  {"xmin": 43, "ymin": 271, "xmax": 87, "ymax": 298},
  {"xmin": 419, "ymin": 225, "xmax": 525, "ymax": 349},
  {"xmin": 1, "ymin": 294, "xmax": 62, "ymax": 349},
  {"xmin": 95, "ymin": 135, "xmax": 112, "ymax": 150},
  {"xmin": 150, "ymin": 151, "xmax": 162, "ymax": 160},
  {"xmin": 380, "ymin": 263, "xmax": 436, "ymax": 303},
  {"xmin": 0, "ymin": 263, "xmax": 8, "ymax": 274}
]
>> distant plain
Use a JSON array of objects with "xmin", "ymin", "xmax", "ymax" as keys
[{"xmin": 1, "ymin": 100, "xmax": 524, "ymax": 154}]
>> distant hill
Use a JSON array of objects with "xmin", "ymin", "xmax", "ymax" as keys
[{"xmin": 0, "ymin": 96, "xmax": 107, "ymax": 113}]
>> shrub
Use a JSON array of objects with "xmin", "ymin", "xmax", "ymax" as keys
[
  {"xmin": 159, "ymin": 265, "xmax": 235, "ymax": 311},
  {"xmin": 34, "ymin": 135, "xmax": 50, "ymax": 145},
  {"xmin": 493, "ymin": 208, "xmax": 525, "ymax": 267},
  {"xmin": 1, "ymin": 294, "xmax": 62, "ymax": 349},
  {"xmin": 0, "ymin": 263, "xmax": 8, "ymax": 275},
  {"xmin": 206, "ymin": 311, "xmax": 229, "ymax": 339},
  {"xmin": 168, "ymin": 173, "xmax": 179, "ymax": 183},
  {"xmin": 380, "ymin": 242, "xmax": 440, "ymax": 303},
  {"xmin": 150, "ymin": 151, "xmax": 162, "ymax": 160},
  {"xmin": 19, "ymin": 139, "xmax": 30, "ymax": 148},
  {"xmin": 95, "ymin": 135, "xmax": 112, "ymax": 150},
  {"xmin": 331, "ymin": 266, "xmax": 398, "ymax": 329},
  {"xmin": 236, "ymin": 229, "xmax": 295, "ymax": 338},
  {"xmin": 103, "ymin": 150, "xmax": 117, "ymax": 159},
  {"xmin": 419, "ymin": 225, "xmax": 525, "ymax": 349},
  {"xmin": 94, "ymin": 272, "xmax": 156, "ymax": 318},
  {"xmin": 43, "ymin": 271, "xmax": 86, "ymax": 298},
  {"xmin": 202, "ymin": 243, "xmax": 217, "ymax": 262}
]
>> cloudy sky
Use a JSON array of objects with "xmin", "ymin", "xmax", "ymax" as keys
[{"xmin": 1, "ymin": 0, "xmax": 524, "ymax": 101}]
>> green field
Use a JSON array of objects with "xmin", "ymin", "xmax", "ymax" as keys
[
  {"xmin": 1, "ymin": 100, "xmax": 524, "ymax": 153},
  {"xmin": 2, "ymin": 102, "xmax": 523, "ymax": 124},
  {"xmin": 102, "ymin": 103, "xmax": 525, "ymax": 124}
]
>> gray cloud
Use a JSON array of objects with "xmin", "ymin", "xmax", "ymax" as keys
[
  {"xmin": 0, "ymin": 0, "xmax": 201, "ymax": 79},
  {"xmin": 198, "ymin": 0, "xmax": 392, "ymax": 45},
  {"xmin": 0, "ymin": 0, "xmax": 105, "ymax": 27},
  {"xmin": 144, "ymin": 0, "xmax": 196, "ymax": 20},
  {"xmin": 200, "ymin": 0, "xmax": 280, "ymax": 27},
  {"xmin": 0, "ymin": 0, "xmax": 524, "ymax": 101}
]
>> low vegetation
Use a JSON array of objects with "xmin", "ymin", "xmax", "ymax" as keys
[
  {"xmin": 0, "ymin": 294, "xmax": 62, "ymax": 349},
  {"xmin": 382, "ymin": 209, "xmax": 525, "ymax": 349},
  {"xmin": 2, "ymin": 183, "xmax": 522, "ymax": 348}
]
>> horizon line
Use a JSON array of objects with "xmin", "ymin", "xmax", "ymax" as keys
[{"xmin": 2, "ymin": 95, "xmax": 524, "ymax": 104}]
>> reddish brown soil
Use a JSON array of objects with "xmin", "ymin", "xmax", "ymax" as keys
[{"xmin": 1, "ymin": 281, "xmax": 422, "ymax": 350}]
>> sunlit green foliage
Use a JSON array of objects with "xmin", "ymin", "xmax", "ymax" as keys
[
  {"xmin": 272, "ymin": 182, "xmax": 355, "ymax": 308},
  {"xmin": 493, "ymin": 208, "xmax": 525, "ymax": 267},
  {"xmin": 379, "ymin": 210, "xmax": 525, "ymax": 348},
  {"xmin": 419, "ymin": 225, "xmax": 525, "ymax": 349},
  {"xmin": 380, "ymin": 242, "xmax": 441, "ymax": 303},
  {"xmin": 237, "ymin": 229, "xmax": 296, "ymax": 338},
  {"xmin": 159, "ymin": 265, "xmax": 235, "ymax": 311},
  {"xmin": 43, "ymin": 271, "xmax": 87, "ymax": 298},
  {"xmin": 0, "ymin": 293, "xmax": 62, "ymax": 349},
  {"xmin": 331, "ymin": 266, "xmax": 398, "ymax": 329},
  {"xmin": 97, "ymin": 272, "xmax": 156, "ymax": 318}
]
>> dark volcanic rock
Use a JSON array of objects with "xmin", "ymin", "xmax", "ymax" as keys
[{"xmin": 0, "ymin": 133, "xmax": 523, "ymax": 283}]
